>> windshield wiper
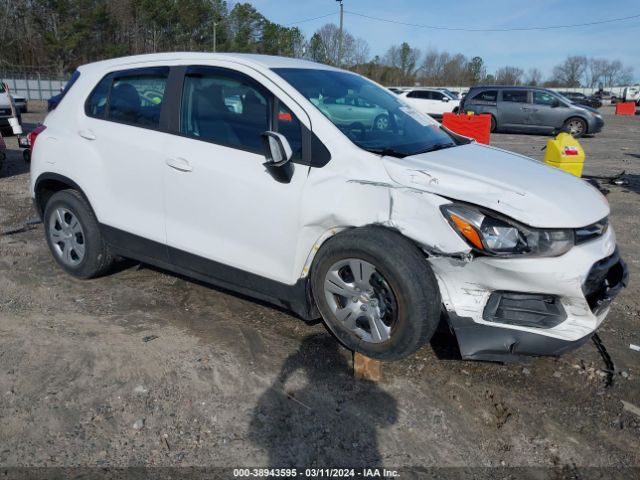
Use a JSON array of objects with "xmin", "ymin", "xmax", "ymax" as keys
[
  {"xmin": 364, "ymin": 147, "xmax": 408, "ymax": 158},
  {"xmin": 418, "ymin": 143, "xmax": 457, "ymax": 154}
]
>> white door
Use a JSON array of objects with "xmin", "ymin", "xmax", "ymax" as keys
[
  {"xmin": 163, "ymin": 66, "xmax": 309, "ymax": 284},
  {"xmin": 82, "ymin": 68, "xmax": 169, "ymax": 246},
  {"xmin": 402, "ymin": 90, "xmax": 437, "ymax": 116}
]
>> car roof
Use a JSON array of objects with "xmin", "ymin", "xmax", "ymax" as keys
[
  {"xmin": 470, "ymin": 85, "xmax": 555, "ymax": 90},
  {"xmin": 76, "ymin": 52, "xmax": 342, "ymax": 74}
]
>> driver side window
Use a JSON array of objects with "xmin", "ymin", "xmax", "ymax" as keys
[
  {"xmin": 533, "ymin": 91, "xmax": 558, "ymax": 106},
  {"xmin": 180, "ymin": 71, "xmax": 270, "ymax": 152}
]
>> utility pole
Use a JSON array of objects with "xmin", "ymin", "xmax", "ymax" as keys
[
  {"xmin": 213, "ymin": 21, "xmax": 218, "ymax": 53},
  {"xmin": 337, "ymin": 0, "xmax": 344, "ymax": 67}
]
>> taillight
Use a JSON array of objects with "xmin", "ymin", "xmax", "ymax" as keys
[{"xmin": 28, "ymin": 125, "xmax": 46, "ymax": 149}]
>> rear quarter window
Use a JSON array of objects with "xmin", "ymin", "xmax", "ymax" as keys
[{"xmin": 469, "ymin": 90, "xmax": 497, "ymax": 102}]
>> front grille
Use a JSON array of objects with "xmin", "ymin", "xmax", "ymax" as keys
[{"xmin": 575, "ymin": 217, "xmax": 608, "ymax": 245}]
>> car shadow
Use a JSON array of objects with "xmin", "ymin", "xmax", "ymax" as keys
[{"xmin": 248, "ymin": 333, "xmax": 398, "ymax": 467}]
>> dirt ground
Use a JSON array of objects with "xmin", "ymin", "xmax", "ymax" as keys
[{"xmin": 0, "ymin": 103, "xmax": 639, "ymax": 478}]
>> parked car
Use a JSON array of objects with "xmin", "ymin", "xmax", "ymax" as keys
[
  {"xmin": 460, "ymin": 86, "xmax": 604, "ymax": 137},
  {"xmin": 312, "ymin": 94, "xmax": 391, "ymax": 130},
  {"xmin": 398, "ymin": 87, "xmax": 459, "ymax": 118},
  {"xmin": 557, "ymin": 91, "xmax": 602, "ymax": 109},
  {"xmin": 622, "ymin": 86, "xmax": 640, "ymax": 105},
  {"xmin": 436, "ymin": 87, "xmax": 460, "ymax": 100},
  {"xmin": 593, "ymin": 90, "xmax": 617, "ymax": 104},
  {"xmin": 30, "ymin": 53, "xmax": 627, "ymax": 361},
  {"xmin": 0, "ymin": 82, "xmax": 21, "ymax": 133}
]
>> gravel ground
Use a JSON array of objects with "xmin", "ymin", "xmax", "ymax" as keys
[{"xmin": 0, "ymin": 104, "xmax": 639, "ymax": 478}]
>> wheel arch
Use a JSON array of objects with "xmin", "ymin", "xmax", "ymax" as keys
[
  {"xmin": 34, "ymin": 173, "xmax": 95, "ymax": 219},
  {"xmin": 301, "ymin": 223, "xmax": 431, "ymax": 281}
]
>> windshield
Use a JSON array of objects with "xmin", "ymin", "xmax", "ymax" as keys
[
  {"xmin": 273, "ymin": 68, "xmax": 458, "ymax": 157},
  {"xmin": 440, "ymin": 89, "xmax": 459, "ymax": 99},
  {"xmin": 555, "ymin": 92, "xmax": 574, "ymax": 104}
]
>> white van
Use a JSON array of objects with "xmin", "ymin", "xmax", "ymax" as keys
[
  {"xmin": 30, "ymin": 53, "xmax": 627, "ymax": 361},
  {"xmin": 622, "ymin": 86, "xmax": 640, "ymax": 105},
  {"xmin": 0, "ymin": 82, "xmax": 20, "ymax": 132}
]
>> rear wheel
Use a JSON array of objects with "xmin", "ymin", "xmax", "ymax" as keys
[
  {"xmin": 43, "ymin": 190, "xmax": 114, "ymax": 278},
  {"xmin": 311, "ymin": 226, "xmax": 441, "ymax": 360},
  {"xmin": 563, "ymin": 117, "xmax": 587, "ymax": 138}
]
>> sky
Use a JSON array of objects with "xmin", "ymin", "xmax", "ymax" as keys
[{"xmin": 248, "ymin": 0, "xmax": 640, "ymax": 83}]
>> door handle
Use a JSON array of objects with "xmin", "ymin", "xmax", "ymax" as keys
[
  {"xmin": 166, "ymin": 157, "xmax": 193, "ymax": 172},
  {"xmin": 78, "ymin": 129, "xmax": 96, "ymax": 140}
]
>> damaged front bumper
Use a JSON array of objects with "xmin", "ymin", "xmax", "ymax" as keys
[{"xmin": 429, "ymin": 227, "xmax": 628, "ymax": 361}]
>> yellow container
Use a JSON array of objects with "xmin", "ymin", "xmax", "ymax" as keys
[{"xmin": 543, "ymin": 132, "xmax": 585, "ymax": 177}]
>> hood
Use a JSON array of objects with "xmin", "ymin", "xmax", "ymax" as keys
[
  {"xmin": 382, "ymin": 143, "xmax": 609, "ymax": 228},
  {"xmin": 578, "ymin": 104, "xmax": 600, "ymax": 114}
]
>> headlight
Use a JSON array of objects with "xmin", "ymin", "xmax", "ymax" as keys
[
  {"xmin": 441, "ymin": 203, "xmax": 574, "ymax": 257},
  {"xmin": 590, "ymin": 112, "xmax": 601, "ymax": 118}
]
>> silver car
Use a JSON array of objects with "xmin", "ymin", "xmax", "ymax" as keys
[{"xmin": 460, "ymin": 86, "xmax": 604, "ymax": 137}]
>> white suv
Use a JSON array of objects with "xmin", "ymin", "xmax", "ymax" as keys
[
  {"xmin": 30, "ymin": 53, "xmax": 627, "ymax": 361},
  {"xmin": 398, "ymin": 87, "xmax": 459, "ymax": 119}
]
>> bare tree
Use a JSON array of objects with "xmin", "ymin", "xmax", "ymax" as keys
[
  {"xmin": 495, "ymin": 66, "xmax": 524, "ymax": 85},
  {"xmin": 385, "ymin": 42, "xmax": 421, "ymax": 84},
  {"xmin": 306, "ymin": 23, "xmax": 369, "ymax": 67},
  {"xmin": 551, "ymin": 55, "xmax": 588, "ymax": 87},
  {"xmin": 525, "ymin": 68, "xmax": 543, "ymax": 86}
]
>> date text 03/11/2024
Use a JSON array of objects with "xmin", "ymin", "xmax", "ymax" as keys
[{"xmin": 233, "ymin": 468, "xmax": 400, "ymax": 478}]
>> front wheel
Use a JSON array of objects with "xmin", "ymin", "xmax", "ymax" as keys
[
  {"xmin": 311, "ymin": 227, "xmax": 441, "ymax": 361},
  {"xmin": 563, "ymin": 117, "xmax": 587, "ymax": 138}
]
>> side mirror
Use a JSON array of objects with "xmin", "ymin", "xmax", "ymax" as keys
[
  {"xmin": 442, "ymin": 97, "xmax": 450, "ymax": 102},
  {"xmin": 261, "ymin": 131, "xmax": 293, "ymax": 167},
  {"xmin": 551, "ymin": 99, "xmax": 560, "ymax": 108}
]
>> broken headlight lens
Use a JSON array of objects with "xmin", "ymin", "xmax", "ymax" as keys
[{"xmin": 441, "ymin": 204, "xmax": 574, "ymax": 257}]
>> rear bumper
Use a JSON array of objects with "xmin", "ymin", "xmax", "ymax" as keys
[{"xmin": 430, "ymin": 227, "xmax": 628, "ymax": 361}]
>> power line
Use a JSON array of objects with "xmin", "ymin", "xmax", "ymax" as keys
[
  {"xmin": 344, "ymin": 10, "xmax": 640, "ymax": 32},
  {"xmin": 284, "ymin": 12, "xmax": 336, "ymax": 26}
]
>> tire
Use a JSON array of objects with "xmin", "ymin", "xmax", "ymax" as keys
[
  {"xmin": 43, "ymin": 189, "xmax": 114, "ymax": 279},
  {"xmin": 563, "ymin": 117, "xmax": 587, "ymax": 138},
  {"xmin": 373, "ymin": 114, "xmax": 389, "ymax": 131},
  {"xmin": 490, "ymin": 115, "xmax": 497, "ymax": 133},
  {"xmin": 311, "ymin": 226, "xmax": 441, "ymax": 361},
  {"xmin": 22, "ymin": 149, "xmax": 31, "ymax": 163}
]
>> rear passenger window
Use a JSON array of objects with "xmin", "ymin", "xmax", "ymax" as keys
[
  {"xmin": 502, "ymin": 90, "xmax": 528, "ymax": 103},
  {"xmin": 407, "ymin": 90, "xmax": 429, "ymax": 99},
  {"xmin": 470, "ymin": 90, "xmax": 497, "ymax": 102},
  {"xmin": 85, "ymin": 68, "xmax": 168, "ymax": 128},
  {"xmin": 180, "ymin": 71, "xmax": 270, "ymax": 152},
  {"xmin": 108, "ymin": 74, "xmax": 167, "ymax": 127}
]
